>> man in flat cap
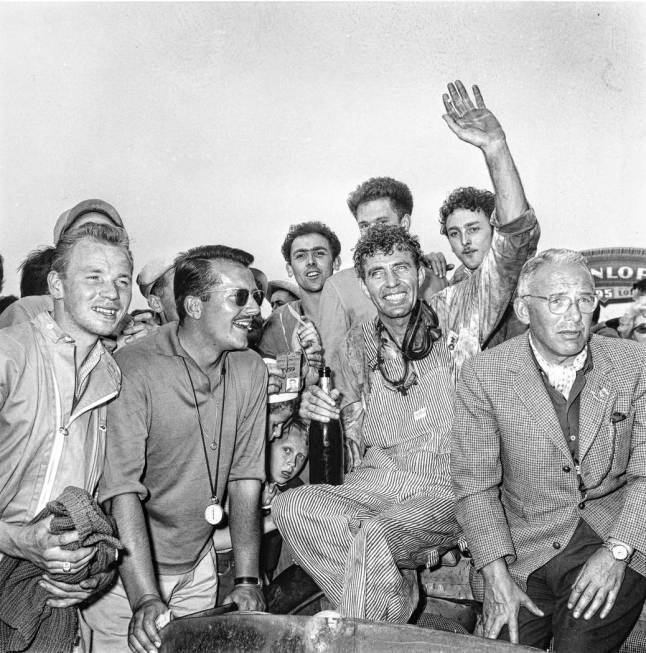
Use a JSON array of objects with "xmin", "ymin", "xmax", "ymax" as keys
[
  {"xmin": 136, "ymin": 258, "xmax": 178, "ymax": 326},
  {"xmin": 0, "ymin": 199, "xmax": 126, "ymax": 328}
]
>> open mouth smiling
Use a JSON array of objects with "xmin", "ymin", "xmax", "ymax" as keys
[
  {"xmin": 92, "ymin": 306, "xmax": 119, "ymax": 320},
  {"xmin": 232, "ymin": 318, "xmax": 253, "ymax": 331}
]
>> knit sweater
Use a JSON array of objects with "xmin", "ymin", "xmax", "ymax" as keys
[{"xmin": 0, "ymin": 486, "xmax": 122, "ymax": 653}]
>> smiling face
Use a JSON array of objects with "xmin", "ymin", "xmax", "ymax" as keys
[
  {"xmin": 287, "ymin": 233, "xmax": 339, "ymax": 294},
  {"xmin": 444, "ymin": 208, "xmax": 493, "ymax": 271},
  {"xmin": 196, "ymin": 261, "xmax": 260, "ymax": 354},
  {"xmin": 360, "ymin": 248, "xmax": 424, "ymax": 327},
  {"xmin": 515, "ymin": 262, "xmax": 594, "ymax": 365},
  {"xmin": 355, "ymin": 198, "xmax": 410, "ymax": 236},
  {"xmin": 268, "ymin": 426, "xmax": 308, "ymax": 484},
  {"xmin": 48, "ymin": 238, "xmax": 132, "ymax": 346}
]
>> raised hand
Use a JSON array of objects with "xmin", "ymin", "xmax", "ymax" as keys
[{"xmin": 442, "ymin": 80, "xmax": 506, "ymax": 152}]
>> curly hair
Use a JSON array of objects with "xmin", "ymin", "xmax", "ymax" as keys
[
  {"xmin": 353, "ymin": 224, "xmax": 422, "ymax": 280},
  {"xmin": 438, "ymin": 187, "xmax": 495, "ymax": 235},
  {"xmin": 347, "ymin": 177, "xmax": 413, "ymax": 220},
  {"xmin": 173, "ymin": 245, "xmax": 254, "ymax": 324},
  {"xmin": 280, "ymin": 221, "xmax": 341, "ymax": 263},
  {"xmin": 618, "ymin": 303, "xmax": 646, "ymax": 339}
]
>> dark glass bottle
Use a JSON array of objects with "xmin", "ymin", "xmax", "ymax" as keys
[{"xmin": 308, "ymin": 367, "xmax": 344, "ymax": 485}]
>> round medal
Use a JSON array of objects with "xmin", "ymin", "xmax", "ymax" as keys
[{"xmin": 204, "ymin": 502, "xmax": 224, "ymax": 525}]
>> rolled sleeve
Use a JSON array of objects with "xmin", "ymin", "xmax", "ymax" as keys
[
  {"xmin": 477, "ymin": 207, "xmax": 540, "ymax": 342},
  {"xmin": 99, "ymin": 367, "xmax": 150, "ymax": 503}
]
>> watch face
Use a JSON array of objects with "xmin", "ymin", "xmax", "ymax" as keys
[{"xmin": 613, "ymin": 544, "xmax": 629, "ymax": 561}]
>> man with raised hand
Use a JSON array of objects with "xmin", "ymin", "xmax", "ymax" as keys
[
  {"xmin": 84, "ymin": 245, "xmax": 267, "ymax": 653},
  {"xmin": 0, "ymin": 223, "xmax": 132, "ymax": 623}
]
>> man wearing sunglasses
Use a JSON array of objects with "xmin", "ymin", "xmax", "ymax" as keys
[
  {"xmin": 452, "ymin": 249, "xmax": 646, "ymax": 652},
  {"xmin": 83, "ymin": 245, "xmax": 268, "ymax": 653}
]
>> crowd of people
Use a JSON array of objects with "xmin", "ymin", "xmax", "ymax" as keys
[{"xmin": 1, "ymin": 80, "xmax": 645, "ymax": 653}]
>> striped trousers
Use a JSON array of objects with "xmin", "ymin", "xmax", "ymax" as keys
[{"xmin": 271, "ymin": 465, "xmax": 459, "ymax": 623}]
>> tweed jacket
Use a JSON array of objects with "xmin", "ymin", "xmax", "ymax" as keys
[{"xmin": 451, "ymin": 332, "xmax": 646, "ymax": 593}]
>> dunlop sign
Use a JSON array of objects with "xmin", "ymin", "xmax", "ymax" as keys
[{"xmin": 581, "ymin": 248, "xmax": 646, "ymax": 304}]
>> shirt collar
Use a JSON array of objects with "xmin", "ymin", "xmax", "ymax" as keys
[
  {"xmin": 35, "ymin": 311, "xmax": 77, "ymax": 344},
  {"xmin": 529, "ymin": 334, "xmax": 588, "ymax": 374}
]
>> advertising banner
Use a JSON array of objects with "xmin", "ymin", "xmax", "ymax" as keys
[{"xmin": 581, "ymin": 248, "xmax": 646, "ymax": 305}]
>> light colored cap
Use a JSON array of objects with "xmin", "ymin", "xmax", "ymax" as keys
[
  {"xmin": 53, "ymin": 199, "xmax": 124, "ymax": 243},
  {"xmin": 136, "ymin": 257, "xmax": 175, "ymax": 299}
]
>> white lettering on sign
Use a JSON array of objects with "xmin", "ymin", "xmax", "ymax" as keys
[
  {"xmin": 591, "ymin": 266, "xmax": 642, "ymax": 282},
  {"xmin": 618, "ymin": 266, "xmax": 632, "ymax": 279}
]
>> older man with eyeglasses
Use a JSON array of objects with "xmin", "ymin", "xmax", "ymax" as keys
[{"xmin": 452, "ymin": 248, "xmax": 646, "ymax": 653}]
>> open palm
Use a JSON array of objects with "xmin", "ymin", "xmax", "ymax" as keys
[{"xmin": 442, "ymin": 80, "xmax": 505, "ymax": 149}]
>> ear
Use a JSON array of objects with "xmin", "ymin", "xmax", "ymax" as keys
[
  {"xmin": 286, "ymin": 263, "xmax": 294, "ymax": 278},
  {"xmin": 48, "ymin": 270, "xmax": 64, "ymax": 300},
  {"xmin": 333, "ymin": 256, "xmax": 341, "ymax": 271},
  {"xmin": 147, "ymin": 294, "xmax": 162, "ymax": 314},
  {"xmin": 514, "ymin": 296, "xmax": 530, "ymax": 325},
  {"xmin": 400, "ymin": 214, "xmax": 411, "ymax": 231},
  {"xmin": 417, "ymin": 264, "xmax": 426, "ymax": 288},
  {"xmin": 184, "ymin": 295, "xmax": 203, "ymax": 320}
]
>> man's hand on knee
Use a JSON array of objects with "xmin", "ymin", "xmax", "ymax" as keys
[
  {"xmin": 567, "ymin": 547, "xmax": 627, "ymax": 620},
  {"xmin": 482, "ymin": 558, "xmax": 544, "ymax": 644}
]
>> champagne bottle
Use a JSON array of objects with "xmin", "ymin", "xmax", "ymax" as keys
[{"xmin": 308, "ymin": 367, "xmax": 344, "ymax": 485}]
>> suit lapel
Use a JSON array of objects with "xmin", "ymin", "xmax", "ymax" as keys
[
  {"xmin": 579, "ymin": 339, "xmax": 615, "ymax": 462},
  {"xmin": 511, "ymin": 335, "xmax": 572, "ymax": 459}
]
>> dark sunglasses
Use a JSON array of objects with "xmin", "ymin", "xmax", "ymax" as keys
[{"xmin": 205, "ymin": 287, "xmax": 264, "ymax": 307}]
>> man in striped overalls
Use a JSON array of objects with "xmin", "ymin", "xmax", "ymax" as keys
[{"xmin": 272, "ymin": 80, "xmax": 540, "ymax": 622}]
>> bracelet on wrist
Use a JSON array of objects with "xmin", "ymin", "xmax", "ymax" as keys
[{"xmin": 234, "ymin": 576, "xmax": 261, "ymax": 587}]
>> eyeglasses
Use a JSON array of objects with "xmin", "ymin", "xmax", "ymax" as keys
[
  {"xmin": 521, "ymin": 293, "xmax": 598, "ymax": 315},
  {"xmin": 204, "ymin": 287, "xmax": 264, "ymax": 307},
  {"xmin": 630, "ymin": 324, "xmax": 646, "ymax": 336}
]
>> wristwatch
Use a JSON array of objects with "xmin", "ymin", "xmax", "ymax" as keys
[{"xmin": 602, "ymin": 541, "xmax": 632, "ymax": 562}]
